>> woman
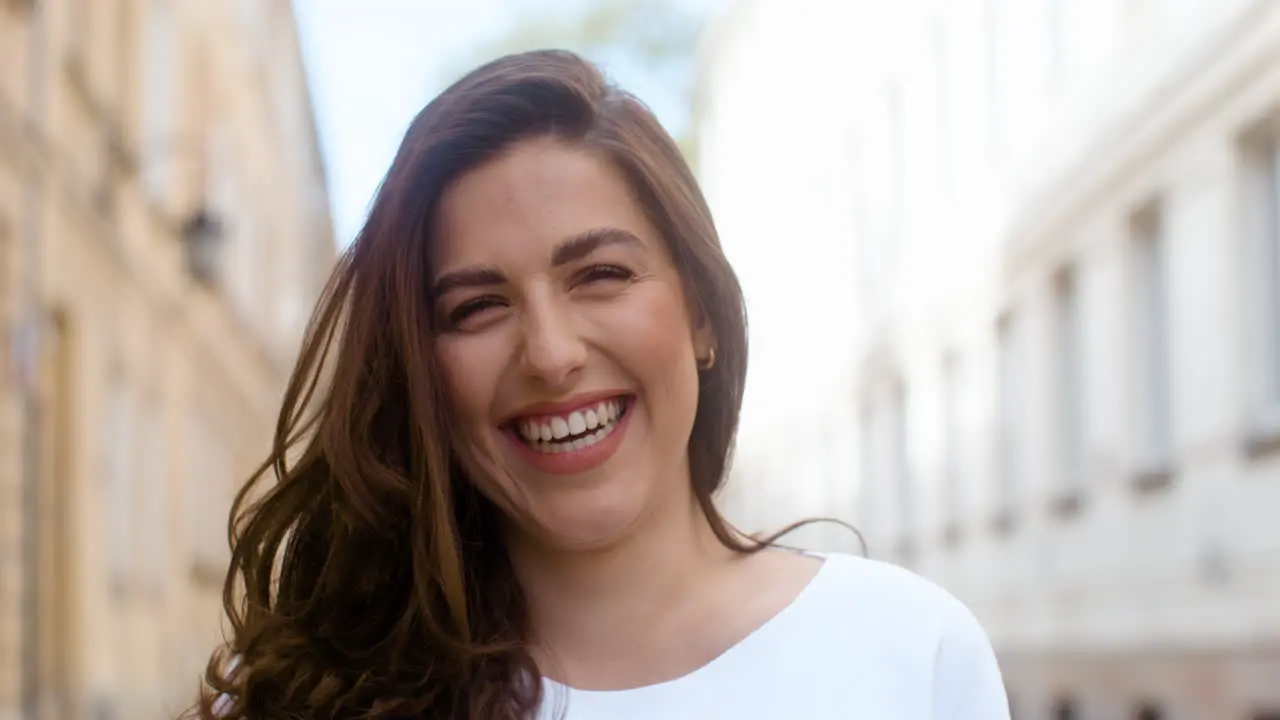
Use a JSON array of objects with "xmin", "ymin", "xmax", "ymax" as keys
[{"xmin": 189, "ymin": 50, "xmax": 1009, "ymax": 719}]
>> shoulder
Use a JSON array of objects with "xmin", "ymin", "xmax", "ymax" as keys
[
  {"xmin": 797, "ymin": 553, "xmax": 1001, "ymax": 671},
  {"xmin": 801, "ymin": 553, "xmax": 1010, "ymax": 717},
  {"xmin": 807, "ymin": 552, "xmax": 978, "ymax": 630}
]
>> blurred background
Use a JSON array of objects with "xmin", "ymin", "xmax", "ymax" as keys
[{"xmin": 2, "ymin": 0, "xmax": 1279, "ymax": 718}]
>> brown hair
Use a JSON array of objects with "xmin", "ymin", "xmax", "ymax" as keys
[{"xmin": 186, "ymin": 49, "xmax": 785, "ymax": 720}]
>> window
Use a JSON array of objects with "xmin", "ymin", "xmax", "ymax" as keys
[
  {"xmin": 890, "ymin": 86, "xmax": 901, "ymax": 226},
  {"xmin": 887, "ymin": 83, "xmax": 905, "ymax": 245},
  {"xmin": 141, "ymin": 0, "xmax": 176, "ymax": 202},
  {"xmin": 851, "ymin": 147, "xmax": 875, "ymax": 309},
  {"xmin": 1132, "ymin": 702, "xmax": 1163, "ymax": 720},
  {"xmin": 859, "ymin": 86, "xmax": 905, "ymax": 307},
  {"xmin": 995, "ymin": 312, "xmax": 1021, "ymax": 531},
  {"xmin": 65, "ymin": 0, "xmax": 88, "ymax": 66},
  {"xmin": 891, "ymin": 379, "xmax": 912, "ymax": 558},
  {"xmin": 230, "ymin": 199, "xmax": 262, "ymax": 316},
  {"xmin": 205, "ymin": 124, "xmax": 263, "ymax": 317},
  {"xmin": 188, "ymin": 410, "xmax": 231, "ymax": 579},
  {"xmin": 941, "ymin": 354, "xmax": 962, "ymax": 545},
  {"xmin": 1046, "ymin": 0, "xmax": 1067, "ymax": 88},
  {"xmin": 90, "ymin": 0, "xmax": 125, "ymax": 109},
  {"xmin": 204, "ymin": 123, "xmax": 235, "ymax": 286},
  {"xmin": 1130, "ymin": 201, "xmax": 1173, "ymax": 483},
  {"xmin": 985, "ymin": 0, "xmax": 1004, "ymax": 156},
  {"xmin": 855, "ymin": 397, "xmax": 875, "ymax": 548},
  {"xmin": 106, "ymin": 377, "xmax": 135, "ymax": 591},
  {"xmin": 1241, "ymin": 125, "xmax": 1280, "ymax": 453},
  {"xmin": 1052, "ymin": 697, "xmax": 1077, "ymax": 720},
  {"xmin": 136, "ymin": 399, "xmax": 168, "ymax": 597},
  {"xmin": 234, "ymin": 0, "xmax": 265, "ymax": 60},
  {"xmin": 1263, "ymin": 144, "xmax": 1280, "ymax": 410},
  {"xmin": 857, "ymin": 401, "xmax": 878, "ymax": 551},
  {"xmin": 64, "ymin": 0, "xmax": 119, "ymax": 105},
  {"xmin": 932, "ymin": 20, "xmax": 950, "ymax": 191},
  {"xmin": 1053, "ymin": 266, "xmax": 1085, "ymax": 511}
]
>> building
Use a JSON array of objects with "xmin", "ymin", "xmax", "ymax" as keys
[
  {"xmin": 698, "ymin": 0, "xmax": 1280, "ymax": 716},
  {"xmin": 693, "ymin": 0, "xmax": 868, "ymax": 553},
  {"xmin": 0, "ymin": 1, "xmax": 336, "ymax": 718}
]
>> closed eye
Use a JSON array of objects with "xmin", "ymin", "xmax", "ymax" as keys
[
  {"xmin": 576, "ymin": 264, "xmax": 635, "ymax": 285},
  {"xmin": 447, "ymin": 295, "xmax": 507, "ymax": 328}
]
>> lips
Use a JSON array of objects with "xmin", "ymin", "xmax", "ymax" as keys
[
  {"xmin": 501, "ymin": 393, "xmax": 634, "ymax": 475},
  {"xmin": 512, "ymin": 397, "xmax": 629, "ymax": 453}
]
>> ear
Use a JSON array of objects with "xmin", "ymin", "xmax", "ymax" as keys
[{"xmin": 692, "ymin": 312, "xmax": 715, "ymax": 363}]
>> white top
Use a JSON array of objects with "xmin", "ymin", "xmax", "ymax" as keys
[{"xmin": 537, "ymin": 553, "xmax": 1010, "ymax": 719}]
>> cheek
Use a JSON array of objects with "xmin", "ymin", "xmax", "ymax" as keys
[
  {"xmin": 435, "ymin": 336, "xmax": 506, "ymax": 424},
  {"xmin": 602, "ymin": 284, "xmax": 698, "ymax": 395}
]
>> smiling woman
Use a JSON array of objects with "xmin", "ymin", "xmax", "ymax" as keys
[
  {"xmin": 429, "ymin": 135, "xmax": 721, "ymax": 554},
  {"xmin": 183, "ymin": 50, "xmax": 1009, "ymax": 720}
]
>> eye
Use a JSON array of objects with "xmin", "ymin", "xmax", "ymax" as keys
[
  {"xmin": 446, "ymin": 295, "xmax": 507, "ymax": 328},
  {"xmin": 576, "ymin": 264, "xmax": 635, "ymax": 285}
]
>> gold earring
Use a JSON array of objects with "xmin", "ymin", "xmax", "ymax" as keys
[{"xmin": 699, "ymin": 346, "xmax": 717, "ymax": 371}]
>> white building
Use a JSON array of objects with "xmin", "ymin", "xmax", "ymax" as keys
[{"xmin": 697, "ymin": 0, "xmax": 1280, "ymax": 716}]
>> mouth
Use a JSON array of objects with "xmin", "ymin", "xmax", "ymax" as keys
[{"xmin": 505, "ymin": 395, "xmax": 633, "ymax": 455}]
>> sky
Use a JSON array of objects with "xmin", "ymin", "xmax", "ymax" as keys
[{"xmin": 293, "ymin": 0, "xmax": 724, "ymax": 247}]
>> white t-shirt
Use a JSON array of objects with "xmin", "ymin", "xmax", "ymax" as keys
[{"xmin": 537, "ymin": 553, "xmax": 1010, "ymax": 719}]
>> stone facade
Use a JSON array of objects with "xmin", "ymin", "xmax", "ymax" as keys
[
  {"xmin": 0, "ymin": 1, "xmax": 335, "ymax": 717},
  {"xmin": 698, "ymin": 0, "xmax": 1280, "ymax": 716}
]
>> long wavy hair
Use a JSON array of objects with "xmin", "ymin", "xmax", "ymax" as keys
[{"xmin": 185, "ymin": 49, "xmax": 791, "ymax": 720}]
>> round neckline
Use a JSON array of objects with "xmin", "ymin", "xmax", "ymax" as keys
[{"xmin": 542, "ymin": 551, "xmax": 836, "ymax": 699}]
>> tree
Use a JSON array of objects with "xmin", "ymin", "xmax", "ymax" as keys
[{"xmin": 449, "ymin": 0, "xmax": 708, "ymax": 168}]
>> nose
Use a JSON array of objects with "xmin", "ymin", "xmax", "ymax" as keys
[{"xmin": 519, "ymin": 294, "xmax": 587, "ymax": 390}]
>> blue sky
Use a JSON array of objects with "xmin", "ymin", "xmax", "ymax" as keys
[{"xmin": 293, "ymin": 0, "xmax": 724, "ymax": 247}]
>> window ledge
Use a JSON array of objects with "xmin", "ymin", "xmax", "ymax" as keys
[
  {"xmin": 942, "ymin": 523, "xmax": 962, "ymax": 549},
  {"xmin": 1244, "ymin": 405, "xmax": 1280, "ymax": 459},
  {"xmin": 893, "ymin": 538, "xmax": 917, "ymax": 567},
  {"xmin": 191, "ymin": 559, "xmax": 228, "ymax": 589},
  {"xmin": 1049, "ymin": 489, "xmax": 1084, "ymax": 518},
  {"xmin": 1132, "ymin": 458, "xmax": 1174, "ymax": 494},
  {"xmin": 990, "ymin": 508, "xmax": 1017, "ymax": 536}
]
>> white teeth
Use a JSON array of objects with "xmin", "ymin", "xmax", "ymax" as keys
[
  {"xmin": 516, "ymin": 397, "xmax": 628, "ymax": 454},
  {"xmin": 550, "ymin": 417, "xmax": 570, "ymax": 440}
]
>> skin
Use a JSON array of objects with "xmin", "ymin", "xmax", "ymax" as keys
[{"xmin": 431, "ymin": 137, "xmax": 820, "ymax": 691}]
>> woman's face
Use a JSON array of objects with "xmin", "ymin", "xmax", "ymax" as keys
[{"xmin": 431, "ymin": 137, "xmax": 711, "ymax": 551}]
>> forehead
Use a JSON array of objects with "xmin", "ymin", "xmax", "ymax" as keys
[{"xmin": 431, "ymin": 138, "xmax": 659, "ymax": 268}]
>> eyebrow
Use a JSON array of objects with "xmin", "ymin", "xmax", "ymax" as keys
[
  {"xmin": 551, "ymin": 227, "xmax": 643, "ymax": 266},
  {"xmin": 431, "ymin": 227, "xmax": 644, "ymax": 299}
]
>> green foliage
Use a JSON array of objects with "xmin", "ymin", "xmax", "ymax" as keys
[{"xmin": 448, "ymin": 0, "xmax": 707, "ymax": 169}]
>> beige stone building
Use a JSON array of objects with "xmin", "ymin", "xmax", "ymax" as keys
[
  {"xmin": 699, "ymin": 0, "xmax": 1280, "ymax": 717},
  {"xmin": 0, "ymin": 0, "xmax": 335, "ymax": 718}
]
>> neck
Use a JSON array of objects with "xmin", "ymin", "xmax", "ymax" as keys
[{"xmin": 506, "ymin": 489, "xmax": 737, "ymax": 678}]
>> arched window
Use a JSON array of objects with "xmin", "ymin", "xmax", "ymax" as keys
[{"xmin": 1133, "ymin": 701, "xmax": 1163, "ymax": 720}]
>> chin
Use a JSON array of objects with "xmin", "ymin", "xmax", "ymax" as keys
[{"xmin": 521, "ymin": 485, "xmax": 651, "ymax": 553}]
